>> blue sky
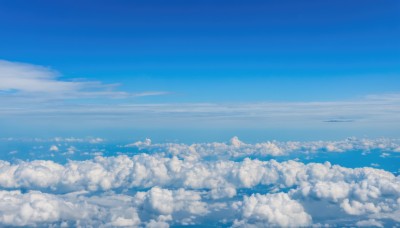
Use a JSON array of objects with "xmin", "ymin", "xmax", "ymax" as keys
[
  {"xmin": 0, "ymin": 0, "xmax": 399, "ymax": 140},
  {"xmin": 1, "ymin": 2, "xmax": 400, "ymax": 227}
]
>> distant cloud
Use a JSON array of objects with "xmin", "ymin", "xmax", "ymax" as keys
[
  {"xmin": 1, "ymin": 94, "xmax": 399, "ymax": 131},
  {"xmin": 49, "ymin": 145, "xmax": 59, "ymax": 152},
  {"xmin": 356, "ymin": 219, "xmax": 384, "ymax": 227},
  {"xmin": 0, "ymin": 136, "xmax": 106, "ymax": 144},
  {"xmin": 324, "ymin": 119, "xmax": 354, "ymax": 123},
  {"xmin": 132, "ymin": 91, "xmax": 171, "ymax": 97},
  {"xmin": 126, "ymin": 136, "xmax": 400, "ymax": 157}
]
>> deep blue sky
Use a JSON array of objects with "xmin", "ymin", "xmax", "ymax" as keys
[
  {"xmin": 1, "ymin": 0, "xmax": 399, "ymax": 101},
  {"xmin": 0, "ymin": 0, "xmax": 399, "ymax": 140}
]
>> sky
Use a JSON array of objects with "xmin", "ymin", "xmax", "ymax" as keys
[
  {"xmin": 0, "ymin": 0, "xmax": 399, "ymax": 141},
  {"xmin": 1, "ymin": 1, "xmax": 400, "ymax": 227}
]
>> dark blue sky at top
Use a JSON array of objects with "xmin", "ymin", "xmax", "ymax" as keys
[{"xmin": 0, "ymin": 0, "xmax": 399, "ymax": 102}]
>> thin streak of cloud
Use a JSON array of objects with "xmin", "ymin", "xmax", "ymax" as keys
[
  {"xmin": 0, "ymin": 59, "xmax": 399, "ymax": 129},
  {"xmin": 132, "ymin": 91, "xmax": 171, "ymax": 97},
  {"xmin": 0, "ymin": 60, "xmax": 169, "ymax": 100},
  {"xmin": 0, "ymin": 97, "xmax": 399, "ymax": 129}
]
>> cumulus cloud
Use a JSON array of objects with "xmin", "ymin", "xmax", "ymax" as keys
[
  {"xmin": 49, "ymin": 145, "xmax": 59, "ymax": 152},
  {"xmin": 135, "ymin": 187, "xmax": 208, "ymax": 224},
  {"xmin": 0, "ymin": 189, "xmax": 142, "ymax": 227},
  {"xmin": 232, "ymin": 193, "xmax": 312, "ymax": 227},
  {"xmin": 88, "ymin": 137, "xmax": 104, "ymax": 144},
  {"xmin": 0, "ymin": 136, "xmax": 400, "ymax": 226},
  {"xmin": 0, "ymin": 154, "xmax": 399, "ymax": 196},
  {"xmin": 356, "ymin": 219, "xmax": 384, "ymax": 227},
  {"xmin": 0, "ymin": 187, "xmax": 211, "ymax": 227},
  {"xmin": 0, "ymin": 151, "xmax": 399, "ymax": 226},
  {"xmin": 127, "ymin": 136, "xmax": 400, "ymax": 159}
]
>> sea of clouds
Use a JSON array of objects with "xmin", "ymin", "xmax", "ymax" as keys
[{"xmin": 0, "ymin": 137, "xmax": 399, "ymax": 227}]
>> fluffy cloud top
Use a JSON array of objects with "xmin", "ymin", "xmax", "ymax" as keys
[
  {"xmin": 0, "ymin": 149, "xmax": 399, "ymax": 226},
  {"xmin": 233, "ymin": 193, "xmax": 312, "ymax": 227},
  {"xmin": 127, "ymin": 136, "xmax": 400, "ymax": 159},
  {"xmin": 0, "ymin": 136, "xmax": 399, "ymax": 226}
]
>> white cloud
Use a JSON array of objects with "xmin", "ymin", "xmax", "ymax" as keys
[
  {"xmin": 356, "ymin": 219, "xmax": 384, "ymax": 227},
  {"xmin": 49, "ymin": 145, "xmax": 59, "ymax": 152},
  {"xmin": 0, "ymin": 153, "xmax": 399, "ymax": 197},
  {"xmin": 0, "ymin": 140, "xmax": 400, "ymax": 226},
  {"xmin": 3, "ymin": 99, "xmax": 400, "ymax": 125},
  {"xmin": 0, "ymin": 187, "xmax": 208, "ymax": 227},
  {"xmin": 0, "ymin": 190, "xmax": 141, "ymax": 227},
  {"xmin": 0, "ymin": 60, "xmax": 78, "ymax": 93},
  {"xmin": 1, "ymin": 60, "xmax": 400, "ymax": 134},
  {"xmin": 135, "ymin": 187, "xmax": 208, "ymax": 220},
  {"xmin": 232, "ymin": 193, "xmax": 312, "ymax": 227},
  {"xmin": 0, "ymin": 59, "xmax": 168, "ymax": 101},
  {"xmin": 127, "ymin": 136, "xmax": 400, "ymax": 159},
  {"xmin": 126, "ymin": 138, "xmax": 152, "ymax": 147},
  {"xmin": 88, "ymin": 137, "xmax": 104, "ymax": 144}
]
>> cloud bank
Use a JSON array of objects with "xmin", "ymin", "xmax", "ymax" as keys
[
  {"xmin": 127, "ymin": 136, "xmax": 400, "ymax": 159},
  {"xmin": 0, "ymin": 147, "xmax": 399, "ymax": 226}
]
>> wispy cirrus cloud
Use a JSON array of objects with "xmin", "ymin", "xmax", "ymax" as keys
[
  {"xmin": 1, "ymin": 59, "xmax": 399, "ymax": 132},
  {"xmin": 0, "ymin": 60, "xmax": 169, "ymax": 100},
  {"xmin": 2, "ymin": 98, "xmax": 399, "ymax": 127}
]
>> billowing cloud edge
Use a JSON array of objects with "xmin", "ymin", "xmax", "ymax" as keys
[{"xmin": 0, "ymin": 150, "xmax": 399, "ymax": 226}]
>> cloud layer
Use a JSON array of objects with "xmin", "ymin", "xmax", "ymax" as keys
[
  {"xmin": 1, "ymin": 58, "xmax": 400, "ymax": 226},
  {"xmin": 127, "ymin": 136, "xmax": 400, "ymax": 159},
  {"xmin": 0, "ymin": 146, "xmax": 399, "ymax": 226}
]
